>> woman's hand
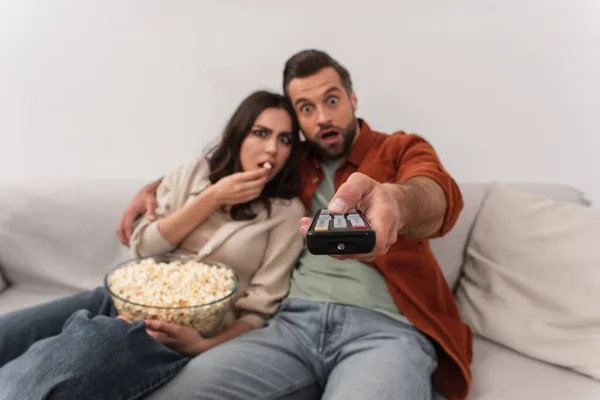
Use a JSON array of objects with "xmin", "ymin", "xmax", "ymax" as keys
[
  {"xmin": 208, "ymin": 168, "xmax": 270, "ymax": 208},
  {"xmin": 144, "ymin": 320, "xmax": 213, "ymax": 356}
]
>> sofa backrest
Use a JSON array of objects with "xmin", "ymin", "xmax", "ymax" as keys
[
  {"xmin": 0, "ymin": 179, "xmax": 590, "ymax": 292},
  {"xmin": 0, "ymin": 179, "xmax": 143, "ymax": 291},
  {"xmin": 430, "ymin": 182, "xmax": 591, "ymax": 290}
]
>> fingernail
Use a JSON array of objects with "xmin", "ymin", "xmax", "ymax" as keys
[{"xmin": 329, "ymin": 198, "xmax": 346, "ymax": 213}]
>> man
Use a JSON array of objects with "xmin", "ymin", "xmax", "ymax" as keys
[{"xmin": 120, "ymin": 49, "xmax": 472, "ymax": 400}]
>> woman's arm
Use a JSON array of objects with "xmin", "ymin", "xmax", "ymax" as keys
[
  {"xmin": 129, "ymin": 159, "xmax": 213, "ymax": 257},
  {"xmin": 137, "ymin": 167, "xmax": 271, "ymax": 251},
  {"xmin": 156, "ymin": 187, "xmax": 219, "ymax": 247},
  {"xmin": 145, "ymin": 198, "xmax": 306, "ymax": 355}
]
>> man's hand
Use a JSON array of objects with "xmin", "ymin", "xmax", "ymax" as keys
[
  {"xmin": 144, "ymin": 320, "xmax": 211, "ymax": 356},
  {"xmin": 299, "ymin": 173, "xmax": 404, "ymax": 262},
  {"xmin": 116, "ymin": 186, "xmax": 158, "ymax": 246}
]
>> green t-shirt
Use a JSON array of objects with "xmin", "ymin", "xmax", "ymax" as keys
[{"xmin": 288, "ymin": 158, "xmax": 411, "ymax": 325}]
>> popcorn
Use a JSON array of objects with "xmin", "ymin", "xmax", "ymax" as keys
[
  {"xmin": 263, "ymin": 162, "xmax": 272, "ymax": 169},
  {"xmin": 106, "ymin": 258, "xmax": 237, "ymax": 336}
]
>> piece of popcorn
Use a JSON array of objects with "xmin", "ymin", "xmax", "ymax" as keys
[{"xmin": 263, "ymin": 162, "xmax": 272, "ymax": 169}]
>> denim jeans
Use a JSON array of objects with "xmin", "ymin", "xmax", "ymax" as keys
[
  {"xmin": 0, "ymin": 291, "xmax": 442, "ymax": 400},
  {"xmin": 147, "ymin": 298, "xmax": 441, "ymax": 400},
  {"xmin": 0, "ymin": 287, "xmax": 189, "ymax": 400}
]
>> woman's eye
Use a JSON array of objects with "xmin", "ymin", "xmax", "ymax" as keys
[
  {"xmin": 253, "ymin": 129, "xmax": 267, "ymax": 137},
  {"xmin": 327, "ymin": 96, "xmax": 338, "ymax": 105},
  {"xmin": 279, "ymin": 135, "xmax": 292, "ymax": 145}
]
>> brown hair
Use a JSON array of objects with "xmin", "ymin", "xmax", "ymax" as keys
[
  {"xmin": 206, "ymin": 90, "xmax": 301, "ymax": 221},
  {"xmin": 283, "ymin": 49, "xmax": 353, "ymax": 98}
]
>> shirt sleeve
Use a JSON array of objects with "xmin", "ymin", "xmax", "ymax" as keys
[
  {"xmin": 394, "ymin": 134, "xmax": 464, "ymax": 238},
  {"xmin": 234, "ymin": 199, "xmax": 306, "ymax": 328}
]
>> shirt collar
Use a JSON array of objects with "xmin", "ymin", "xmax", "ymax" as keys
[{"xmin": 346, "ymin": 119, "xmax": 375, "ymax": 167}]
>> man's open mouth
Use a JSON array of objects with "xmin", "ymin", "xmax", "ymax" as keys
[{"xmin": 320, "ymin": 129, "xmax": 341, "ymax": 144}]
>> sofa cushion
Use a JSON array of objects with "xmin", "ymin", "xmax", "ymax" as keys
[
  {"xmin": 430, "ymin": 182, "xmax": 590, "ymax": 290},
  {"xmin": 456, "ymin": 183, "xmax": 600, "ymax": 381},
  {"xmin": 0, "ymin": 179, "xmax": 138, "ymax": 292},
  {"xmin": 468, "ymin": 335, "xmax": 600, "ymax": 400}
]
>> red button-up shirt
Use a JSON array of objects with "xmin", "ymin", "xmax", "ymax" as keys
[{"xmin": 298, "ymin": 120, "xmax": 472, "ymax": 400}]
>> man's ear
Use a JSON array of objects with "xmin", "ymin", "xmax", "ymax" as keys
[{"xmin": 351, "ymin": 92, "xmax": 358, "ymax": 112}]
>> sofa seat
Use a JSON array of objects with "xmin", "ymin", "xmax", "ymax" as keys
[
  {"xmin": 469, "ymin": 335, "xmax": 600, "ymax": 399},
  {"xmin": 0, "ymin": 284, "xmax": 79, "ymax": 315}
]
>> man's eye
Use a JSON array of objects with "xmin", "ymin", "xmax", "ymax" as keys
[
  {"xmin": 253, "ymin": 129, "xmax": 267, "ymax": 137},
  {"xmin": 300, "ymin": 104, "xmax": 313, "ymax": 114},
  {"xmin": 327, "ymin": 96, "xmax": 338, "ymax": 105}
]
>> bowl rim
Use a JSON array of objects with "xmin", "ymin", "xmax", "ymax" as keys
[{"xmin": 104, "ymin": 253, "xmax": 241, "ymax": 309}]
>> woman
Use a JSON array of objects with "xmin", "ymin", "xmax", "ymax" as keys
[{"xmin": 0, "ymin": 90, "xmax": 305, "ymax": 400}]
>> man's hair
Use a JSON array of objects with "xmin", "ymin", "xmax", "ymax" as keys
[{"xmin": 283, "ymin": 49, "xmax": 353, "ymax": 98}]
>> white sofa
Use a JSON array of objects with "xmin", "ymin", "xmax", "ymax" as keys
[{"xmin": 0, "ymin": 179, "xmax": 598, "ymax": 399}]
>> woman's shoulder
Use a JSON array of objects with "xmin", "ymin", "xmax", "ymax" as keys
[
  {"xmin": 162, "ymin": 156, "xmax": 211, "ymax": 189},
  {"xmin": 171, "ymin": 156, "xmax": 210, "ymax": 178}
]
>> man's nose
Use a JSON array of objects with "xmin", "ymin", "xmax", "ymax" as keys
[{"xmin": 316, "ymin": 106, "xmax": 332, "ymax": 126}]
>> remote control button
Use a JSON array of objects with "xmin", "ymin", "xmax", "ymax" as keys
[
  {"xmin": 333, "ymin": 216, "xmax": 347, "ymax": 228},
  {"xmin": 349, "ymin": 216, "xmax": 365, "ymax": 225},
  {"xmin": 315, "ymin": 226, "xmax": 329, "ymax": 231},
  {"xmin": 352, "ymin": 225, "xmax": 366, "ymax": 229},
  {"xmin": 315, "ymin": 218, "xmax": 330, "ymax": 228}
]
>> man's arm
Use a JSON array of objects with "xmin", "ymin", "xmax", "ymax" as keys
[
  {"xmin": 300, "ymin": 174, "xmax": 450, "ymax": 262},
  {"xmin": 299, "ymin": 134, "xmax": 462, "ymax": 262},
  {"xmin": 116, "ymin": 177, "xmax": 164, "ymax": 246},
  {"xmin": 383, "ymin": 176, "xmax": 447, "ymax": 238}
]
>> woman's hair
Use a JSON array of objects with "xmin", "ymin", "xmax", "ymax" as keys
[{"xmin": 205, "ymin": 90, "xmax": 301, "ymax": 221}]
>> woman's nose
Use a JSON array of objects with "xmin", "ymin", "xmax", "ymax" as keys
[{"xmin": 265, "ymin": 138, "xmax": 277, "ymax": 155}]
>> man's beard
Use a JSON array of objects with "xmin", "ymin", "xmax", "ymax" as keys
[{"xmin": 308, "ymin": 119, "xmax": 358, "ymax": 161}]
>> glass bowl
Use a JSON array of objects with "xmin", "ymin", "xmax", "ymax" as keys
[{"xmin": 104, "ymin": 253, "xmax": 240, "ymax": 336}]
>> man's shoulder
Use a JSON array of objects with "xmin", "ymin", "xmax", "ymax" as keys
[
  {"xmin": 363, "ymin": 125, "xmax": 428, "ymax": 159},
  {"xmin": 360, "ymin": 120, "xmax": 426, "ymax": 148}
]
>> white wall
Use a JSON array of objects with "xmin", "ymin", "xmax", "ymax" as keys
[{"xmin": 1, "ymin": 0, "xmax": 599, "ymax": 204}]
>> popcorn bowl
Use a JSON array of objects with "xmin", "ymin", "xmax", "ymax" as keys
[{"xmin": 104, "ymin": 253, "xmax": 240, "ymax": 336}]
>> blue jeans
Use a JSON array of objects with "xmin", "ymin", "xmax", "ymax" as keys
[
  {"xmin": 0, "ymin": 292, "xmax": 441, "ymax": 399},
  {"xmin": 147, "ymin": 298, "xmax": 440, "ymax": 400},
  {"xmin": 0, "ymin": 287, "xmax": 189, "ymax": 400}
]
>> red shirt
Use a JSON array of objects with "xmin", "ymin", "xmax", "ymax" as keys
[{"xmin": 298, "ymin": 120, "xmax": 472, "ymax": 400}]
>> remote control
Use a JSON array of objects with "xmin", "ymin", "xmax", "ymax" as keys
[{"xmin": 306, "ymin": 208, "xmax": 376, "ymax": 255}]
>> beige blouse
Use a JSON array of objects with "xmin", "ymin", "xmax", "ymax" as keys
[{"xmin": 129, "ymin": 157, "xmax": 306, "ymax": 330}]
